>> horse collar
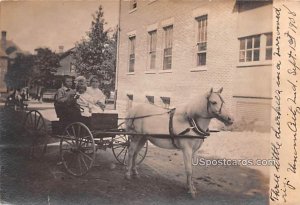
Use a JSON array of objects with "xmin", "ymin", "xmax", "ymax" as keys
[{"xmin": 188, "ymin": 117, "xmax": 210, "ymax": 137}]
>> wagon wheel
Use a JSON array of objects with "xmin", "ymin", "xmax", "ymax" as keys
[
  {"xmin": 23, "ymin": 110, "xmax": 48, "ymax": 159},
  {"xmin": 60, "ymin": 122, "xmax": 96, "ymax": 176},
  {"xmin": 112, "ymin": 135, "xmax": 148, "ymax": 165}
]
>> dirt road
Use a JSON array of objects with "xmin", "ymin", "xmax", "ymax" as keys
[{"xmin": 0, "ymin": 108, "xmax": 270, "ymax": 205}]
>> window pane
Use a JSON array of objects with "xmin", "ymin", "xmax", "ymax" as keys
[
  {"xmin": 240, "ymin": 39, "xmax": 245, "ymax": 50},
  {"xmin": 239, "ymin": 51, "xmax": 245, "ymax": 62},
  {"xmin": 266, "ymin": 48, "xmax": 272, "ymax": 60},
  {"xmin": 253, "ymin": 49, "xmax": 260, "ymax": 61},
  {"xmin": 246, "ymin": 50, "xmax": 252, "ymax": 61},
  {"xmin": 150, "ymin": 52, "xmax": 156, "ymax": 69},
  {"xmin": 266, "ymin": 34, "xmax": 272, "ymax": 46},
  {"xmin": 246, "ymin": 38, "xmax": 252, "ymax": 49},
  {"xmin": 197, "ymin": 53, "xmax": 206, "ymax": 66},
  {"xmin": 254, "ymin": 36, "xmax": 260, "ymax": 48},
  {"xmin": 198, "ymin": 42, "xmax": 207, "ymax": 51}
]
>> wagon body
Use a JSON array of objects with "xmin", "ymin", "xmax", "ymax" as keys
[{"xmin": 23, "ymin": 110, "xmax": 148, "ymax": 176}]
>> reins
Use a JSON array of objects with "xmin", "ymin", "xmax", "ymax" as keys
[{"xmin": 117, "ymin": 108, "xmax": 174, "ymax": 120}]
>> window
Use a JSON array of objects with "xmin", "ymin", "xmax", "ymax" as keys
[
  {"xmin": 265, "ymin": 33, "xmax": 272, "ymax": 60},
  {"xmin": 146, "ymin": 95, "xmax": 154, "ymax": 104},
  {"xmin": 148, "ymin": 30, "xmax": 157, "ymax": 70},
  {"xmin": 238, "ymin": 33, "xmax": 272, "ymax": 63},
  {"xmin": 196, "ymin": 15, "xmax": 207, "ymax": 66},
  {"xmin": 163, "ymin": 25, "xmax": 173, "ymax": 70},
  {"xmin": 128, "ymin": 36, "xmax": 136, "ymax": 72},
  {"xmin": 126, "ymin": 94, "xmax": 133, "ymax": 110},
  {"xmin": 239, "ymin": 35, "xmax": 260, "ymax": 62},
  {"xmin": 129, "ymin": 0, "xmax": 137, "ymax": 10},
  {"xmin": 70, "ymin": 63, "xmax": 76, "ymax": 73},
  {"xmin": 161, "ymin": 97, "xmax": 170, "ymax": 108}
]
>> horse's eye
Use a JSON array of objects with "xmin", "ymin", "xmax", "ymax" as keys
[{"xmin": 211, "ymin": 101, "xmax": 217, "ymax": 105}]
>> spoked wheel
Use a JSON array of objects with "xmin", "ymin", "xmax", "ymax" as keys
[
  {"xmin": 60, "ymin": 122, "xmax": 95, "ymax": 176},
  {"xmin": 112, "ymin": 135, "xmax": 148, "ymax": 165},
  {"xmin": 23, "ymin": 110, "xmax": 48, "ymax": 159}
]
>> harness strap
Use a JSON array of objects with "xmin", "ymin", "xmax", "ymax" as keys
[
  {"xmin": 188, "ymin": 117, "xmax": 210, "ymax": 136},
  {"xmin": 169, "ymin": 108, "xmax": 180, "ymax": 149}
]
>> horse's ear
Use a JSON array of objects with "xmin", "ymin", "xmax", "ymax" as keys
[
  {"xmin": 209, "ymin": 88, "xmax": 213, "ymax": 94},
  {"xmin": 218, "ymin": 87, "xmax": 223, "ymax": 93}
]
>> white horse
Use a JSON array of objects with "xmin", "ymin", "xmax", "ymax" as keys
[{"xmin": 125, "ymin": 88, "xmax": 234, "ymax": 198}]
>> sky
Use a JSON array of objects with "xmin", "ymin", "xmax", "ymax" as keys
[{"xmin": 0, "ymin": 0, "xmax": 119, "ymax": 53}]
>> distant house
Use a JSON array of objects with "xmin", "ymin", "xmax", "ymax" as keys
[
  {"xmin": 0, "ymin": 31, "xmax": 27, "ymax": 93},
  {"xmin": 56, "ymin": 47, "xmax": 77, "ymax": 77}
]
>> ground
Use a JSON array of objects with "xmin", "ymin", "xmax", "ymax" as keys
[{"xmin": 0, "ymin": 101, "xmax": 270, "ymax": 205}]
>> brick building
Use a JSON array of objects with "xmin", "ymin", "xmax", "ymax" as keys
[{"xmin": 116, "ymin": 0, "xmax": 272, "ymax": 130}]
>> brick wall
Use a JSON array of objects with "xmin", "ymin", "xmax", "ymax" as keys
[
  {"xmin": 117, "ymin": 0, "xmax": 237, "ymax": 118},
  {"xmin": 116, "ymin": 0, "xmax": 272, "ymax": 131}
]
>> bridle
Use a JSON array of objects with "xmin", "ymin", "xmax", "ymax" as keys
[
  {"xmin": 177, "ymin": 92, "xmax": 225, "ymax": 140},
  {"xmin": 206, "ymin": 92, "xmax": 225, "ymax": 118}
]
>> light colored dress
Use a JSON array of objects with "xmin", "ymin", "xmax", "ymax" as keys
[
  {"xmin": 76, "ymin": 91, "xmax": 104, "ymax": 116},
  {"xmin": 86, "ymin": 87, "xmax": 106, "ymax": 112}
]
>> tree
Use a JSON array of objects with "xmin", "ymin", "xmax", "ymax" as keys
[
  {"xmin": 73, "ymin": 6, "xmax": 117, "ymax": 95},
  {"xmin": 5, "ymin": 53, "xmax": 34, "ymax": 89},
  {"xmin": 31, "ymin": 47, "xmax": 60, "ymax": 87},
  {"xmin": 5, "ymin": 48, "xmax": 60, "ymax": 89}
]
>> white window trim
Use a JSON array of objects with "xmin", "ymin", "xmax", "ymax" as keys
[
  {"xmin": 126, "ymin": 72, "xmax": 135, "ymax": 75},
  {"xmin": 146, "ymin": 29, "xmax": 158, "ymax": 71},
  {"xmin": 194, "ymin": 14, "xmax": 208, "ymax": 69},
  {"xmin": 192, "ymin": 8, "xmax": 209, "ymax": 18},
  {"xmin": 129, "ymin": 8, "xmax": 137, "ymax": 13},
  {"xmin": 147, "ymin": 23, "xmax": 158, "ymax": 32},
  {"xmin": 144, "ymin": 70, "xmax": 157, "ymax": 74},
  {"xmin": 158, "ymin": 69, "xmax": 172, "ymax": 74},
  {"xmin": 148, "ymin": 0, "xmax": 157, "ymax": 5},
  {"xmin": 190, "ymin": 66, "xmax": 207, "ymax": 72},
  {"xmin": 127, "ymin": 33, "xmax": 136, "ymax": 73},
  {"xmin": 127, "ymin": 30, "xmax": 136, "ymax": 37},
  {"xmin": 237, "ymin": 33, "xmax": 272, "ymax": 67},
  {"xmin": 129, "ymin": 0, "xmax": 137, "ymax": 13},
  {"xmin": 161, "ymin": 25, "xmax": 173, "ymax": 71},
  {"xmin": 161, "ymin": 17, "xmax": 174, "ymax": 27}
]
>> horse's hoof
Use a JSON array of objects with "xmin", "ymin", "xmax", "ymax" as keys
[
  {"xmin": 133, "ymin": 173, "xmax": 140, "ymax": 179},
  {"xmin": 190, "ymin": 191, "xmax": 197, "ymax": 199},
  {"xmin": 125, "ymin": 173, "xmax": 132, "ymax": 180}
]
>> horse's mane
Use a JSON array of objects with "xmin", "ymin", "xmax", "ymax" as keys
[{"xmin": 185, "ymin": 92, "xmax": 209, "ymax": 119}]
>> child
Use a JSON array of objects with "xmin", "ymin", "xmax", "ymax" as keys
[
  {"xmin": 55, "ymin": 76, "xmax": 80, "ymax": 122},
  {"xmin": 86, "ymin": 75, "xmax": 106, "ymax": 111},
  {"xmin": 76, "ymin": 84, "xmax": 103, "ymax": 117}
]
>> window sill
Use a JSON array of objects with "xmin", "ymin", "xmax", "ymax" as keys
[
  {"xmin": 144, "ymin": 70, "xmax": 156, "ymax": 74},
  {"xmin": 148, "ymin": 0, "xmax": 157, "ymax": 4},
  {"xmin": 158, "ymin": 69, "xmax": 172, "ymax": 74},
  {"xmin": 190, "ymin": 66, "xmax": 207, "ymax": 72},
  {"xmin": 129, "ymin": 8, "xmax": 137, "ymax": 14},
  {"xmin": 237, "ymin": 61, "xmax": 272, "ymax": 68},
  {"xmin": 126, "ymin": 72, "xmax": 135, "ymax": 75}
]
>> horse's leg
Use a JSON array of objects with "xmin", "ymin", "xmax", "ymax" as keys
[
  {"xmin": 182, "ymin": 146, "xmax": 196, "ymax": 199},
  {"xmin": 125, "ymin": 135, "xmax": 140, "ymax": 180},
  {"xmin": 131, "ymin": 137, "xmax": 147, "ymax": 177}
]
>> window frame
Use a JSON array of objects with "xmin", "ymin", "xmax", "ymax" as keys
[
  {"xmin": 162, "ymin": 25, "xmax": 173, "ymax": 70},
  {"xmin": 128, "ymin": 35, "xmax": 136, "ymax": 73},
  {"xmin": 129, "ymin": 0, "xmax": 137, "ymax": 12},
  {"xmin": 238, "ymin": 33, "xmax": 272, "ymax": 67},
  {"xmin": 147, "ymin": 30, "xmax": 157, "ymax": 71},
  {"xmin": 195, "ymin": 15, "xmax": 208, "ymax": 67}
]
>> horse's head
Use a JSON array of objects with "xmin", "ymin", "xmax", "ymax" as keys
[{"xmin": 206, "ymin": 88, "xmax": 234, "ymax": 126}]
